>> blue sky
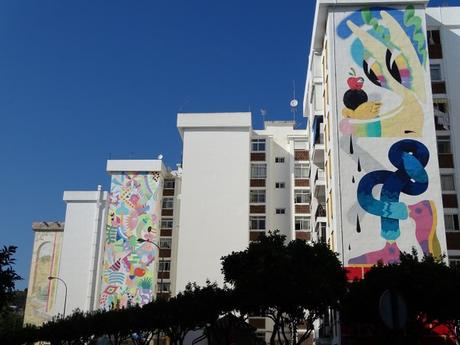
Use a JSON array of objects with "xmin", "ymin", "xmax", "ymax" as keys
[{"xmin": 1, "ymin": 0, "xmax": 458, "ymax": 290}]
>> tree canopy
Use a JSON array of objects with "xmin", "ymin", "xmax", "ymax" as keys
[
  {"xmin": 221, "ymin": 232, "xmax": 347, "ymax": 345},
  {"xmin": 341, "ymin": 252, "xmax": 460, "ymax": 344},
  {"xmin": 0, "ymin": 245, "xmax": 22, "ymax": 312}
]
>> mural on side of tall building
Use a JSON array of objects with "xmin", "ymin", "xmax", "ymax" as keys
[
  {"xmin": 24, "ymin": 227, "xmax": 63, "ymax": 325},
  {"xmin": 99, "ymin": 172, "xmax": 162, "ymax": 309},
  {"xmin": 334, "ymin": 6, "xmax": 447, "ymax": 267}
]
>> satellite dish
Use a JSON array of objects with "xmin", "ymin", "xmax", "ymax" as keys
[{"xmin": 290, "ymin": 99, "xmax": 298, "ymax": 108}]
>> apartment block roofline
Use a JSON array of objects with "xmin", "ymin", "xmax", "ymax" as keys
[
  {"xmin": 63, "ymin": 190, "xmax": 108, "ymax": 203},
  {"xmin": 177, "ymin": 112, "xmax": 252, "ymax": 138},
  {"xmin": 106, "ymin": 159, "xmax": 166, "ymax": 175},
  {"xmin": 303, "ymin": 0, "xmax": 428, "ymax": 116},
  {"xmin": 32, "ymin": 221, "xmax": 64, "ymax": 231}
]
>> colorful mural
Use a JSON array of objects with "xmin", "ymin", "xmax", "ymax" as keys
[
  {"xmin": 333, "ymin": 6, "xmax": 447, "ymax": 267},
  {"xmin": 99, "ymin": 172, "xmax": 162, "ymax": 309},
  {"xmin": 24, "ymin": 227, "xmax": 63, "ymax": 326},
  {"xmin": 338, "ymin": 7, "xmax": 427, "ymax": 138}
]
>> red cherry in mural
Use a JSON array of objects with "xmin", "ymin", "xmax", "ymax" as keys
[
  {"xmin": 134, "ymin": 267, "xmax": 146, "ymax": 277},
  {"xmin": 347, "ymin": 77, "xmax": 364, "ymax": 90}
]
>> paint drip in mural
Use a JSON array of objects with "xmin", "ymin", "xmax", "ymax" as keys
[{"xmin": 99, "ymin": 172, "xmax": 162, "ymax": 309}]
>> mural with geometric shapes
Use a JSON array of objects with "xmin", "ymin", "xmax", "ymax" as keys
[
  {"xmin": 24, "ymin": 226, "xmax": 63, "ymax": 325},
  {"xmin": 99, "ymin": 172, "xmax": 162, "ymax": 309},
  {"xmin": 333, "ymin": 5, "xmax": 447, "ymax": 268}
]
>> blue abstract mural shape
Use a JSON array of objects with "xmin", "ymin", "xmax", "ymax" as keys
[{"xmin": 357, "ymin": 139, "xmax": 429, "ymax": 241}]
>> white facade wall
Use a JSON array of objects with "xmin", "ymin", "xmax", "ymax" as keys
[
  {"xmin": 54, "ymin": 190, "xmax": 107, "ymax": 316},
  {"xmin": 175, "ymin": 113, "xmax": 252, "ymax": 292},
  {"xmin": 254, "ymin": 122, "xmax": 308, "ymax": 241}
]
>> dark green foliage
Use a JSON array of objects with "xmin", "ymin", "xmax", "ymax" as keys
[
  {"xmin": 221, "ymin": 232, "xmax": 347, "ymax": 345},
  {"xmin": 341, "ymin": 252, "xmax": 460, "ymax": 343},
  {"xmin": 0, "ymin": 246, "xmax": 22, "ymax": 312}
]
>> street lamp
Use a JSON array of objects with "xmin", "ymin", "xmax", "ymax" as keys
[
  {"xmin": 48, "ymin": 276, "xmax": 68, "ymax": 317},
  {"xmin": 137, "ymin": 238, "xmax": 165, "ymax": 345}
]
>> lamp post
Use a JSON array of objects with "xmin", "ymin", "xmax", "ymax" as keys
[
  {"xmin": 48, "ymin": 276, "xmax": 68, "ymax": 318},
  {"xmin": 137, "ymin": 238, "xmax": 164, "ymax": 345}
]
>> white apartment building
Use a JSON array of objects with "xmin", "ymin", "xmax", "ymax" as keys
[
  {"xmin": 24, "ymin": 113, "xmax": 309, "ymax": 330},
  {"xmin": 304, "ymin": 0, "xmax": 459, "ymax": 343}
]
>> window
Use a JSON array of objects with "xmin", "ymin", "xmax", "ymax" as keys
[
  {"xmin": 295, "ymin": 216, "xmax": 310, "ymax": 231},
  {"xmin": 275, "ymin": 182, "xmax": 285, "ymax": 189},
  {"xmin": 164, "ymin": 179, "xmax": 175, "ymax": 189},
  {"xmin": 275, "ymin": 208, "xmax": 285, "ymax": 214},
  {"xmin": 430, "ymin": 64, "xmax": 442, "ymax": 81},
  {"xmin": 251, "ymin": 164, "xmax": 267, "ymax": 178},
  {"xmin": 250, "ymin": 216, "xmax": 265, "ymax": 230},
  {"xmin": 294, "ymin": 190, "xmax": 310, "ymax": 204},
  {"xmin": 158, "ymin": 282, "xmax": 171, "ymax": 292},
  {"xmin": 162, "ymin": 197, "xmax": 174, "ymax": 209},
  {"xmin": 295, "ymin": 163, "xmax": 309, "ymax": 179},
  {"xmin": 251, "ymin": 139, "xmax": 266, "ymax": 152},
  {"xmin": 250, "ymin": 190, "xmax": 266, "ymax": 203},
  {"xmin": 275, "ymin": 157, "xmax": 285, "ymax": 163},
  {"xmin": 159, "ymin": 260, "xmax": 171, "ymax": 272},
  {"xmin": 161, "ymin": 219, "xmax": 173, "ymax": 229},
  {"xmin": 437, "ymin": 136, "xmax": 451, "ymax": 153},
  {"xmin": 441, "ymin": 174, "xmax": 455, "ymax": 191},
  {"xmin": 444, "ymin": 214, "xmax": 459, "ymax": 231},
  {"xmin": 159, "ymin": 238, "xmax": 172, "ymax": 249}
]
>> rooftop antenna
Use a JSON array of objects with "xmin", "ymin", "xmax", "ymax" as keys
[
  {"xmin": 260, "ymin": 108, "xmax": 267, "ymax": 126},
  {"xmin": 290, "ymin": 80, "xmax": 299, "ymax": 127}
]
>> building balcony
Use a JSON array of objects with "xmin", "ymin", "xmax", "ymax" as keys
[
  {"xmin": 312, "ymin": 169, "xmax": 326, "ymax": 200},
  {"xmin": 311, "ymin": 123, "xmax": 325, "ymax": 164}
]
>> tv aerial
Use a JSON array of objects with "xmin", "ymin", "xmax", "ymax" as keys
[{"xmin": 290, "ymin": 80, "xmax": 299, "ymax": 126}]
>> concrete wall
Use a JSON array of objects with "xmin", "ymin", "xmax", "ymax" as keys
[
  {"xmin": 24, "ymin": 223, "xmax": 64, "ymax": 325},
  {"xmin": 175, "ymin": 113, "xmax": 251, "ymax": 292},
  {"xmin": 54, "ymin": 190, "xmax": 107, "ymax": 316}
]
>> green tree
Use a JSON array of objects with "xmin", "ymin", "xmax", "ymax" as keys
[
  {"xmin": 221, "ymin": 232, "xmax": 347, "ymax": 345},
  {"xmin": 0, "ymin": 245, "xmax": 22, "ymax": 312},
  {"xmin": 341, "ymin": 252, "xmax": 460, "ymax": 344}
]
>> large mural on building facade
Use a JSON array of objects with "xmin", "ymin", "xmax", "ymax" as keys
[
  {"xmin": 334, "ymin": 6, "xmax": 447, "ymax": 267},
  {"xmin": 99, "ymin": 172, "xmax": 162, "ymax": 309},
  {"xmin": 24, "ymin": 228, "xmax": 63, "ymax": 325}
]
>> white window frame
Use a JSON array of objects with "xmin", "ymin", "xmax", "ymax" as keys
[
  {"xmin": 251, "ymin": 139, "xmax": 266, "ymax": 152},
  {"xmin": 444, "ymin": 214, "xmax": 459, "ymax": 232},
  {"xmin": 441, "ymin": 174, "xmax": 455, "ymax": 191},
  {"xmin": 276, "ymin": 208, "xmax": 286, "ymax": 215},
  {"xmin": 250, "ymin": 216, "xmax": 266, "ymax": 230},
  {"xmin": 162, "ymin": 197, "xmax": 174, "ymax": 209},
  {"xmin": 159, "ymin": 238, "xmax": 172, "ymax": 249},
  {"xmin": 158, "ymin": 282, "xmax": 171, "ymax": 292},
  {"xmin": 161, "ymin": 219, "xmax": 173, "ymax": 229},
  {"xmin": 430, "ymin": 63, "xmax": 443, "ymax": 81},
  {"xmin": 164, "ymin": 179, "xmax": 175, "ymax": 189},
  {"xmin": 437, "ymin": 135, "xmax": 451, "ymax": 153},
  {"xmin": 295, "ymin": 216, "xmax": 310, "ymax": 231},
  {"xmin": 294, "ymin": 190, "xmax": 310, "ymax": 204},
  {"xmin": 275, "ymin": 157, "xmax": 285, "ymax": 163},
  {"xmin": 275, "ymin": 182, "xmax": 285, "ymax": 189},
  {"xmin": 251, "ymin": 164, "xmax": 267, "ymax": 179},
  {"xmin": 250, "ymin": 190, "xmax": 266, "ymax": 203},
  {"xmin": 295, "ymin": 163, "xmax": 309, "ymax": 179},
  {"xmin": 159, "ymin": 260, "xmax": 171, "ymax": 272}
]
